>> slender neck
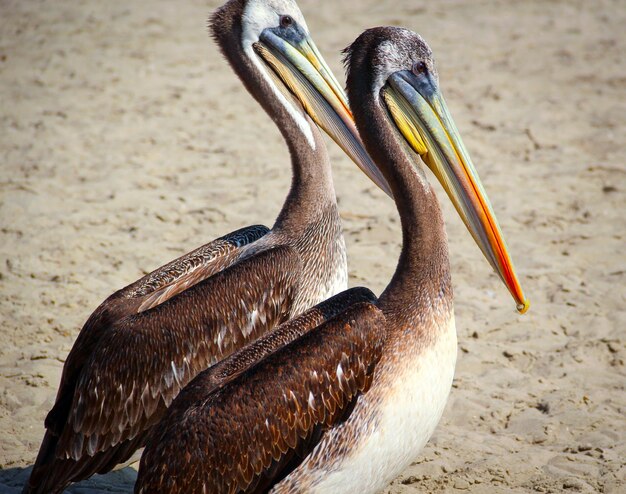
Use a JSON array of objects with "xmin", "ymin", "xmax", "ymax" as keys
[
  {"xmin": 272, "ymin": 113, "xmax": 337, "ymax": 235},
  {"xmin": 354, "ymin": 91, "xmax": 451, "ymax": 316},
  {"xmin": 210, "ymin": 3, "xmax": 337, "ymax": 238}
]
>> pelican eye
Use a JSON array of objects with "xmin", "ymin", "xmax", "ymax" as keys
[
  {"xmin": 412, "ymin": 61, "xmax": 428, "ymax": 75},
  {"xmin": 280, "ymin": 15, "xmax": 294, "ymax": 28}
]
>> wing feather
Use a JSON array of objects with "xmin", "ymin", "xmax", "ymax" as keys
[
  {"xmin": 170, "ymin": 287, "xmax": 378, "ymax": 406},
  {"xmin": 129, "ymin": 225, "xmax": 269, "ymax": 312},
  {"xmin": 45, "ymin": 224, "xmax": 268, "ymax": 433},
  {"xmin": 24, "ymin": 242, "xmax": 299, "ymax": 494},
  {"xmin": 136, "ymin": 300, "xmax": 386, "ymax": 494},
  {"xmin": 61, "ymin": 245, "xmax": 301, "ymax": 458}
]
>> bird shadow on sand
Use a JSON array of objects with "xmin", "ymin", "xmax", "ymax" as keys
[{"xmin": 0, "ymin": 466, "xmax": 136, "ymax": 493}]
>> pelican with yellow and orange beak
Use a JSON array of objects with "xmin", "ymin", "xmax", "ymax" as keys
[
  {"xmin": 23, "ymin": 2, "xmax": 392, "ymax": 493},
  {"xmin": 135, "ymin": 26, "xmax": 528, "ymax": 494}
]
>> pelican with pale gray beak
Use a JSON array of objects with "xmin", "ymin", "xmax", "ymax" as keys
[
  {"xmin": 23, "ymin": 2, "xmax": 391, "ymax": 493},
  {"xmin": 135, "ymin": 26, "xmax": 528, "ymax": 494}
]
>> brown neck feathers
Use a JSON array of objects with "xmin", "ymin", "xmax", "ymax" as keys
[{"xmin": 209, "ymin": 1, "xmax": 337, "ymax": 231}]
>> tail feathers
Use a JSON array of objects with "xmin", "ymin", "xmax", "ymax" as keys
[
  {"xmin": 23, "ymin": 431, "xmax": 145, "ymax": 494},
  {"xmin": 22, "ymin": 431, "xmax": 59, "ymax": 494}
]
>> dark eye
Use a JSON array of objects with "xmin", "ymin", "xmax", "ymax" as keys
[
  {"xmin": 412, "ymin": 61, "xmax": 428, "ymax": 75},
  {"xmin": 280, "ymin": 15, "xmax": 294, "ymax": 28}
]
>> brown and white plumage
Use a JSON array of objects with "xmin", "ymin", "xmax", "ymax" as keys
[
  {"xmin": 135, "ymin": 26, "xmax": 528, "ymax": 494},
  {"xmin": 23, "ymin": 1, "xmax": 391, "ymax": 492},
  {"xmin": 138, "ymin": 288, "xmax": 385, "ymax": 494}
]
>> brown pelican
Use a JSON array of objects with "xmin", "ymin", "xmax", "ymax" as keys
[
  {"xmin": 23, "ymin": 2, "xmax": 391, "ymax": 493},
  {"xmin": 135, "ymin": 26, "xmax": 528, "ymax": 494}
]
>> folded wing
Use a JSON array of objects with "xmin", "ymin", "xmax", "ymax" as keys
[
  {"xmin": 24, "ymin": 231, "xmax": 310, "ymax": 494},
  {"xmin": 136, "ymin": 297, "xmax": 386, "ymax": 494}
]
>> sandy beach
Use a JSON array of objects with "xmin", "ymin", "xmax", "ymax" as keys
[{"xmin": 1, "ymin": 0, "xmax": 624, "ymax": 492}]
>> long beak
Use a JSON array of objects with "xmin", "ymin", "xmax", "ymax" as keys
[
  {"xmin": 254, "ymin": 30, "xmax": 392, "ymax": 198},
  {"xmin": 382, "ymin": 71, "xmax": 529, "ymax": 313}
]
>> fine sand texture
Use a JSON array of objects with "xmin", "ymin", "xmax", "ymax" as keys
[{"xmin": 1, "ymin": 0, "xmax": 624, "ymax": 492}]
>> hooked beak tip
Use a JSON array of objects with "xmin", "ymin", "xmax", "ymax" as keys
[{"xmin": 516, "ymin": 299, "xmax": 530, "ymax": 315}]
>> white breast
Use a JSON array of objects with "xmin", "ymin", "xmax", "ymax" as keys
[{"xmin": 275, "ymin": 313, "xmax": 457, "ymax": 494}]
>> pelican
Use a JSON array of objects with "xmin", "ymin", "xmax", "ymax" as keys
[
  {"xmin": 23, "ymin": 2, "xmax": 391, "ymax": 493},
  {"xmin": 135, "ymin": 26, "xmax": 529, "ymax": 494}
]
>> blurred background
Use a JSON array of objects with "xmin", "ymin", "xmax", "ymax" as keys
[{"xmin": 0, "ymin": 0, "xmax": 624, "ymax": 492}]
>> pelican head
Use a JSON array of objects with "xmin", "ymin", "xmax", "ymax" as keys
[
  {"xmin": 345, "ymin": 27, "xmax": 528, "ymax": 313},
  {"xmin": 210, "ymin": 0, "xmax": 391, "ymax": 196}
]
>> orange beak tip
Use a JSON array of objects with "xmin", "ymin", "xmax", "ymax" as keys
[{"xmin": 516, "ymin": 299, "xmax": 530, "ymax": 315}]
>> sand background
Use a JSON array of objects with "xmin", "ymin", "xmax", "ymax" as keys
[{"xmin": 1, "ymin": 0, "xmax": 624, "ymax": 492}]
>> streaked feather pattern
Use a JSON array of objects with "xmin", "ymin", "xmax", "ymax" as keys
[
  {"xmin": 24, "ymin": 238, "xmax": 308, "ymax": 494},
  {"xmin": 136, "ymin": 299, "xmax": 385, "ymax": 494},
  {"xmin": 60, "ymin": 245, "xmax": 301, "ymax": 460},
  {"xmin": 164, "ymin": 287, "xmax": 378, "ymax": 409},
  {"xmin": 133, "ymin": 225, "xmax": 269, "ymax": 311},
  {"xmin": 46, "ymin": 224, "xmax": 269, "ymax": 436}
]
